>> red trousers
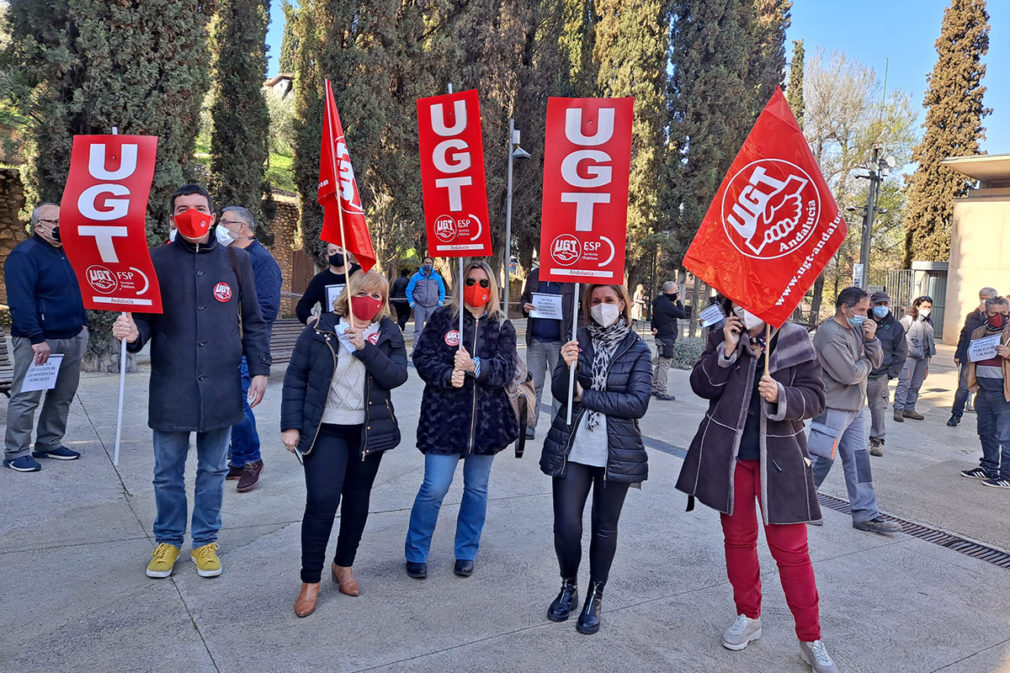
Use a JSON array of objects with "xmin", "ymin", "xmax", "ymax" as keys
[{"xmin": 720, "ymin": 459, "xmax": 821, "ymax": 641}]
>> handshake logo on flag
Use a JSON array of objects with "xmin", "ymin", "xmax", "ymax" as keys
[{"xmin": 722, "ymin": 159, "xmax": 820, "ymax": 260}]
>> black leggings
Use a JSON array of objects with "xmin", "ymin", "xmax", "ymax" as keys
[
  {"xmin": 552, "ymin": 462, "xmax": 630, "ymax": 584},
  {"xmin": 301, "ymin": 424, "xmax": 383, "ymax": 583}
]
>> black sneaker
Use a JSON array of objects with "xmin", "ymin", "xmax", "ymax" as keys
[
  {"xmin": 947, "ymin": 415, "xmax": 960, "ymax": 427},
  {"xmin": 853, "ymin": 517, "xmax": 902, "ymax": 535},
  {"xmin": 961, "ymin": 467, "xmax": 991, "ymax": 480},
  {"xmin": 32, "ymin": 446, "xmax": 80, "ymax": 460},
  {"xmin": 653, "ymin": 393, "xmax": 676, "ymax": 401},
  {"xmin": 4, "ymin": 455, "xmax": 41, "ymax": 472},
  {"xmin": 982, "ymin": 477, "xmax": 1010, "ymax": 489},
  {"xmin": 405, "ymin": 561, "xmax": 427, "ymax": 579}
]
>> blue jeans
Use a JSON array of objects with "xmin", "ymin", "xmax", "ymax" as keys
[
  {"xmin": 952, "ymin": 362, "xmax": 972, "ymax": 418},
  {"xmin": 404, "ymin": 452, "xmax": 495, "ymax": 563},
  {"xmin": 975, "ymin": 388, "xmax": 1010, "ymax": 479},
  {"xmin": 811, "ymin": 407, "xmax": 881, "ymax": 523},
  {"xmin": 152, "ymin": 428, "xmax": 231, "ymax": 548},
  {"xmin": 228, "ymin": 358, "xmax": 260, "ymax": 468}
]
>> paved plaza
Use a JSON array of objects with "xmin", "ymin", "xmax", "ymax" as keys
[{"xmin": 1, "ymin": 332, "xmax": 1009, "ymax": 673}]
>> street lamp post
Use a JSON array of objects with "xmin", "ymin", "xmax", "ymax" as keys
[
  {"xmin": 854, "ymin": 144, "xmax": 895, "ymax": 289},
  {"xmin": 502, "ymin": 118, "xmax": 530, "ymax": 318}
]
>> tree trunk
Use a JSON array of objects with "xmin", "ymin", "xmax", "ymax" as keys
[{"xmin": 810, "ymin": 272, "xmax": 825, "ymax": 323}]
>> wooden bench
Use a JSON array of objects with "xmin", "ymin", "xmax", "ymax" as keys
[
  {"xmin": 0, "ymin": 331, "xmax": 14, "ymax": 397},
  {"xmin": 269, "ymin": 318, "xmax": 305, "ymax": 365}
]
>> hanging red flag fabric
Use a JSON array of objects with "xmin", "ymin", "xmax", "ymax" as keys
[
  {"xmin": 682, "ymin": 87, "xmax": 847, "ymax": 327},
  {"xmin": 318, "ymin": 79, "xmax": 376, "ymax": 272}
]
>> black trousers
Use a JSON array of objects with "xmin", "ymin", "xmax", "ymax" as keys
[
  {"xmin": 552, "ymin": 462, "xmax": 630, "ymax": 584},
  {"xmin": 300, "ymin": 424, "xmax": 383, "ymax": 583},
  {"xmin": 393, "ymin": 301, "xmax": 411, "ymax": 331}
]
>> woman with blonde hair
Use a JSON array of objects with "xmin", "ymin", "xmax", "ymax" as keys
[
  {"xmin": 404, "ymin": 260, "xmax": 519, "ymax": 580},
  {"xmin": 281, "ymin": 270, "xmax": 408, "ymax": 617}
]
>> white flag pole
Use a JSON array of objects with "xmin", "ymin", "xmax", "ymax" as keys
[
  {"xmin": 110, "ymin": 126, "xmax": 127, "ymax": 466},
  {"xmin": 445, "ymin": 83, "xmax": 464, "ymax": 353},
  {"xmin": 566, "ymin": 282, "xmax": 579, "ymax": 425}
]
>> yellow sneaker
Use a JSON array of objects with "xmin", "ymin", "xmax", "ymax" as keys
[
  {"xmin": 146, "ymin": 543, "xmax": 181, "ymax": 578},
  {"xmin": 191, "ymin": 543, "xmax": 222, "ymax": 577}
]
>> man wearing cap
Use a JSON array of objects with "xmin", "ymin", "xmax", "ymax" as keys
[{"xmin": 866, "ymin": 290, "xmax": 907, "ymax": 456}]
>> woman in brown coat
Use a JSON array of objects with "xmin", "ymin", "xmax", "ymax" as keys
[{"xmin": 677, "ymin": 298, "xmax": 840, "ymax": 673}]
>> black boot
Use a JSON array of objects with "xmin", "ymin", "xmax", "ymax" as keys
[
  {"xmin": 576, "ymin": 580, "xmax": 604, "ymax": 634},
  {"xmin": 547, "ymin": 578, "xmax": 579, "ymax": 622}
]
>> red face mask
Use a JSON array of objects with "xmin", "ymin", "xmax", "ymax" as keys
[
  {"xmin": 350, "ymin": 295, "xmax": 383, "ymax": 322},
  {"xmin": 173, "ymin": 208, "xmax": 213, "ymax": 240},
  {"xmin": 464, "ymin": 283, "xmax": 491, "ymax": 308}
]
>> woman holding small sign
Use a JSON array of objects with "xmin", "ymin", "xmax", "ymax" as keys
[
  {"xmin": 404, "ymin": 260, "xmax": 519, "ymax": 580},
  {"xmin": 893, "ymin": 296, "xmax": 936, "ymax": 422},
  {"xmin": 539, "ymin": 284, "xmax": 652, "ymax": 635},
  {"xmin": 281, "ymin": 270, "xmax": 408, "ymax": 617},
  {"xmin": 676, "ymin": 297, "xmax": 840, "ymax": 673}
]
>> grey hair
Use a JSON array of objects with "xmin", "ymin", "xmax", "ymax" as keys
[
  {"xmin": 985, "ymin": 296, "xmax": 1009, "ymax": 310},
  {"xmin": 31, "ymin": 202, "xmax": 60, "ymax": 226},
  {"xmin": 661, "ymin": 281, "xmax": 677, "ymax": 293},
  {"xmin": 221, "ymin": 205, "xmax": 256, "ymax": 233},
  {"xmin": 980, "ymin": 287, "xmax": 998, "ymax": 300}
]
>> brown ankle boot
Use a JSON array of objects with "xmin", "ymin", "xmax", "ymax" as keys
[
  {"xmin": 332, "ymin": 563, "xmax": 360, "ymax": 596},
  {"xmin": 293, "ymin": 582, "xmax": 321, "ymax": 617}
]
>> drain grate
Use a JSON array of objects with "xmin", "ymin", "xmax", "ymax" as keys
[{"xmin": 817, "ymin": 493, "xmax": 1010, "ymax": 569}]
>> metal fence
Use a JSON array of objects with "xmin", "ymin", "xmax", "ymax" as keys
[{"xmin": 885, "ymin": 268, "xmax": 949, "ymax": 341}]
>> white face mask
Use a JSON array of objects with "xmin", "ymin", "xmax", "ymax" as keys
[
  {"xmin": 591, "ymin": 303, "xmax": 621, "ymax": 327},
  {"xmin": 169, "ymin": 227, "xmax": 177, "ymax": 242},
  {"xmin": 215, "ymin": 225, "xmax": 235, "ymax": 247},
  {"xmin": 732, "ymin": 305, "xmax": 764, "ymax": 331},
  {"xmin": 919, "ymin": 308, "xmax": 931, "ymax": 319}
]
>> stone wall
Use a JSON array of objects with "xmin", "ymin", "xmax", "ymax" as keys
[
  {"xmin": 0, "ymin": 167, "xmax": 28, "ymax": 309},
  {"xmin": 265, "ymin": 193, "xmax": 302, "ymax": 317}
]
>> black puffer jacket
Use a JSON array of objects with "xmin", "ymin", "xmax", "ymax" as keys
[
  {"xmin": 540, "ymin": 327, "xmax": 653, "ymax": 483},
  {"xmin": 280, "ymin": 313, "xmax": 408, "ymax": 456},
  {"xmin": 413, "ymin": 305, "xmax": 519, "ymax": 455}
]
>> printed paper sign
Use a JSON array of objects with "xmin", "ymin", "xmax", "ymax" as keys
[
  {"xmin": 21, "ymin": 354, "xmax": 64, "ymax": 393},
  {"xmin": 417, "ymin": 90, "xmax": 492, "ymax": 257},
  {"xmin": 969, "ymin": 334, "xmax": 1002, "ymax": 362},
  {"xmin": 699, "ymin": 303, "xmax": 726, "ymax": 328},
  {"xmin": 682, "ymin": 88, "xmax": 846, "ymax": 327},
  {"xmin": 530, "ymin": 293, "xmax": 564, "ymax": 320},
  {"xmin": 59, "ymin": 135, "xmax": 163, "ymax": 313},
  {"xmin": 539, "ymin": 97, "xmax": 633, "ymax": 284},
  {"xmin": 325, "ymin": 284, "xmax": 345, "ymax": 312}
]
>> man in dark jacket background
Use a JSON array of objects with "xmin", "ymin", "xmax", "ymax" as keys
[
  {"xmin": 520, "ymin": 266, "xmax": 579, "ymax": 439},
  {"xmin": 949, "ymin": 286, "xmax": 998, "ymax": 427},
  {"xmin": 113, "ymin": 185, "xmax": 271, "ymax": 580},
  {"xmin": 650, "ymin": 280, "xmax": 685, "ymax": 401},
  {"xmin": 296, "ymin": 243, "xmax": 360, "ymax": 326},
  {"xmin": 390, "ymin": 269, "xmax": 411, "ymax": 331},
  {"xmin": 217, "ymin": 205, "xmax": 282, "ymax": 492},
  {"xmin": 3, "ymin": 202, "xmax": 89, "ymax": 472},
  {"xmin": 866, "ymin": 291, "xmax": 906, "ymax": 456}
]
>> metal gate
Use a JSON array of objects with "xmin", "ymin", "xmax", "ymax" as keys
[{"xmin": 885, "ymin": 263, "xmax": 949, "ymax": 340}]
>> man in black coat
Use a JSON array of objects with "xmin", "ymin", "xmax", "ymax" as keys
[
  {"xmin": 949, "ymin": 286, "xmax": 998, "ymax": 426},
  {"xmin": 113, "ymin": 185, "xmax": 271, "ymax": 580},
  {"xmin": 866, "ymin": 291, "xmax": 906, "ymax": 456},
  {"xmin": 650, "ymin": 280, "xmax": 685, "ymax": 401}
]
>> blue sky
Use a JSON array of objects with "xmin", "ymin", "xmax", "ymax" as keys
[{"xmin": 265, "ymin": 0, "xmax": 1008, "ymax": 154}]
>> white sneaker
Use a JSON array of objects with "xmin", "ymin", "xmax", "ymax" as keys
[
  {"xmin": 799, "ymin": 639, "xmax": 840, "ymax": 673},
  {"xmin": 721, "ymin": 614, "xmax": 762, "ymax": 650}
]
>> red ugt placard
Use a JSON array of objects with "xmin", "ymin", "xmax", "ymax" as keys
[
  {"xmin": 539, "ymin": 97, "xmax": 633, "ymax": 284},
  {"xmin": 416, "ymin": 90, "xmax": 492, "ymax": 257},
  {"xmin": 59, "ymin": 135, "xmax": 162, "ymax": 313},
  {"xmin": 682, "ymin": 87, "xmax": 846, "ymax": 327}
]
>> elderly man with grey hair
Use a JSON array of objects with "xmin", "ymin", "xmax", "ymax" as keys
[
  {"xmin": 216, "ymin": 205, "xmax": 282, "ymax": 492},
  {"xmin": 3, "ymin": 202, "xmax": 89, "ymax": 472},
  {"xmin": 950, "ymin": 286, "xmax": 999, "ymax": 426},
  {"xmin": 649, "ymin": 280, "xmax": 685, "ymax": 401}
]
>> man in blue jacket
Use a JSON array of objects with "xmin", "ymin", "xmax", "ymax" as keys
[
  {"xmin": 406, "ymin": 257, "xmax": 445, "ymax": 343},
  {"xmin": 217, "ymin": 205, "xmax": 282, "ymax": 492},
  {"xmin": 113, "ymin": 185, "xmax": 271, "ymax": 580},
  {"xmin": 3, "ymin": 202, "xmax": 89, "ymax": 472}
]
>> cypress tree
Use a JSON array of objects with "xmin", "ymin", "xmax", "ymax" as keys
[
  {"xmin": 903, "ymin": 0, "xmax": 990, "ymax": 265},
  {"xmin": 279, "ymin": 0, "xmax": 299, "ymax": 73},
  {"xmin": 786, "ymin": 39, "xmax": 805, "ymax": 126},
  {"xmin": 4, "ymin": 0, "xmax": 212, "ymax": 370},
  {"xmin": 209, "ymin": 0, "xmax": 271, "ymax": 225},
  {"xmin": 746, "ymin": 0, "xmax": 791, "ymax": 116}
]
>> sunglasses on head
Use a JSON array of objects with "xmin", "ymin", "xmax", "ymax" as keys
[{"xmin": 465, "ymin": 277, "xmax": 490, "ymax": 288}]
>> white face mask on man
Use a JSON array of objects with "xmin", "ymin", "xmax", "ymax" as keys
[
  {"xmin": 732, "ymin": 305, "xmax": 764, "ymax": 331},
  {"xmin": 215, "ymin": 225, "xmax": 235, "ymax": 246},
  {"xmin": 590, "ymin": 303, "xmax": 621, "ymax": 327}
]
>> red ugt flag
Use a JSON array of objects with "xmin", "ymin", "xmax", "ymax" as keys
[
  {"xmin": 682, "ymin": 87, "xmax": 846, "ymax": 327},
  {"xmin": 318, "ymin": 79, "xmax": 376, "ymax": 272}
]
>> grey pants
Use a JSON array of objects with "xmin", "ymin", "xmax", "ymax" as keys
[
  {"xmin": 526, "ymin": 339, "xmax": 561, "ymax": 429},
  {"xmin": 866, "ymin": 375, "xmax": 891, "ymax": 440},
  {"xmin": 893, "ymin": 356, "xmax": 928, "ymax": 411},
  {"xmin": 652, "ymin": 338, "xmax": 675, "ymax": 394},
  {"xmin": 4, "ymin": 330, "xmax": 89, "ymax": 460},
  {"xmin": 412, "ymin": 304, "xmax": 437, "ymax": 343},
  {"xmin": 811, "ymin": 407, "xmax": 881, "ymax": 523}
]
